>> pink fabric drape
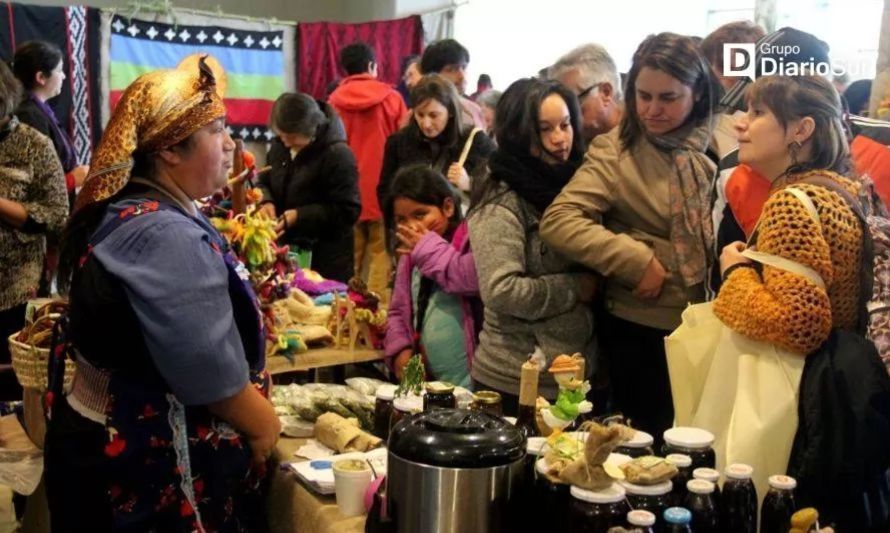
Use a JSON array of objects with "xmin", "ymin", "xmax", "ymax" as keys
[{"xmin": 297, "ymin": 16, "xmax": 423, "ymax": 99}]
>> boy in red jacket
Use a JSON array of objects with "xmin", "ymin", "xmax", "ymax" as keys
[{"xmin": 329, "ymin": 42, "xmax": 408, "ymax": 302}]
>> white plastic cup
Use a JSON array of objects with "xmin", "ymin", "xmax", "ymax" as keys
[{"xmin": 333, "ymin": 459, "xmax": 372, "ymax": 517}]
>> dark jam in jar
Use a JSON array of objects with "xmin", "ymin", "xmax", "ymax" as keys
[
  {"xmin": 535, "ymin": 458, "xmax": 570, "ymax": 531},
  {"xmin": 721, "ymin": 464, "xmax": 757, "ymax": 533},
  {"xmin": 389, "ymin": 394, "xmax": 424, "ymax": 434},
  {"xmin": 373, "ymin": 384, "xmax": 396, "ymax": 441},
  {"xmin": 423, "ymin": 381, "xmax": 456, "ymax": 411},
  {"xmin": 621, "ymin": 480, "xmax": 672, "ymax": 529},
  {"xmin": 684, "ymin": 479, "xmax": 719, "ymax": 533},
  {"xmin": 666, "ymin": 453, "xmax": 692, "ymax": 507},
  {"xmin": 472, "ymin": 390, "xmax": 503, "ymax": 417},
  {"xmin": 760, "ymin": 475, "xmax": 797, "ymax": 533},
  {"xmin": 520, "ymin": 437, "xmax": 546, "ymax": 526},
  {"xmin": 615, "ymin": 430, "xmax": 655, "ymax": 458},
  {"xmin": 663, "ymin": 507, "xmax": 693, "ymax": 532},
  {"xmin": 692, "ymin": 467, "xmax": 721, "ymax": 508},
  {"xmin": 662, "ymin": 427, "xmax": 716, "ymax": 470},
  {"xmin": 568, "ymin": 483, "xmax": 630, "ymax": 533}
]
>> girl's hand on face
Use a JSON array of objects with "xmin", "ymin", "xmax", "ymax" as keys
[{"xmin": 395, "ymin": 222, "xmax": 428, "ymax": 256}]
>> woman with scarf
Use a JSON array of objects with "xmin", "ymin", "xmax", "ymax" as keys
[
  {"xmin": 13, "ymin": 41, "xmax": 89, "ymax": 205},
  {"xmin": 45, "ymin": 59, "xmax": 279, "ymax": 531},
  {"xmin": 540, "ymin": 33, "xmax": 722, "ymax": 441},
  {"xmin": 467, "ymin": 78, "xmax": 597, "ymax": 415}
]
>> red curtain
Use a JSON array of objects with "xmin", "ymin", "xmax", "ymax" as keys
[{"xmin": 297, "ymin": 16, "xmax": 424, "ymax": 99}]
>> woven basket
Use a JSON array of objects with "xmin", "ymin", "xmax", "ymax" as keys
[{"xmin": 8, "ymin": 317, "xmax": 75, "ymax": 392}]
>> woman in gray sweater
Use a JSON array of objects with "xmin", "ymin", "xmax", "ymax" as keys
[{"xmin": 468, "ymin": 78, "xmax": 596, "ymax": 413}]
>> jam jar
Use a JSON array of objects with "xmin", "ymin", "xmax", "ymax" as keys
[
  {"xmin": 760, "ymin": 475, "xmax": 796, "ymax": 533},
  {"xmin": 389, "ymin": 393, "xmax": 424, "ymax": 433},
  {"xmin": 373, "ymin": 384, "xmax": 397, "ymax": 440},
  {"xmin": 721, "ymin": 463, "xmax": 757, "ymax": 533},
  {"xmin": 535, "ymin": 457, "xmax": 570, "ymax": 531},
  {"xmin": 663, "ymin": 507, "xmax": 693, "ymax": 532},
  {"xmin": 423, "ymin": 381, "xmax": 456, "ymax": 411},
  {"xmin": 662, "ymin": 427, "xmax": 716, "ymax": 470},
  {"xmin": 568, "ymin": 483, "xmax": 630, "ymax": 533},
  {"xmin": 666, "ymin": 453, "xmax": 693, "ymax": 507},
  {"xmin": 615, "ymin": 430, "xmax": 655, "ymax": 458},
  {"xmin": 626, "ymin": 510, "xmax": 656, "ymax": 532},
  {"xmin": 620, "ymin": 480, "xmax": 672, "ymax": 528},
  {"xmin": 684, "ymin": 479, "xmax": 719, "ymax": 533},
  {"xmin": 692, "ymin": 467, "xmax": 721, "ymax": 506},
  {"xmin": 472, "ymin": 390, "xmax": 503, "ymax": 417}
]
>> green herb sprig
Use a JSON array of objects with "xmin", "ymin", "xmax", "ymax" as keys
[{"xmin": 395, "ymin": 354, "xmax": 425, "ymax": 397}]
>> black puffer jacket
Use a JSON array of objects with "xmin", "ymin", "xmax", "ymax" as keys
[
  {"xmin": 257, "ymin": 101, "xmax": 361, "ymax": 282},
  {"xmin": 376, "ymin": 125, "xmax": 495, "ymax": 209}
]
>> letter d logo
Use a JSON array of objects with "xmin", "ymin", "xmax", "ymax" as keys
[{"xmin": 723, "ymin": 43, "xmax": 756, "ymax": 81}]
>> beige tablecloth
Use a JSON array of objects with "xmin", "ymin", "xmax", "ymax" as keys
[{"xmin": 267, "ymin": 437, "xmax": 366, "ymax": 533}]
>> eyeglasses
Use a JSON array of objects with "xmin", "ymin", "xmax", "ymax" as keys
[{"xmin": 577, "ymin": 82, "xmax": 603, "ymax": 100}]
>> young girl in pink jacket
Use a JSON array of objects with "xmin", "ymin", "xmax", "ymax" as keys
[{"xmin": 382, "ymin": 164, "xmax": 481, "ymax": 387}]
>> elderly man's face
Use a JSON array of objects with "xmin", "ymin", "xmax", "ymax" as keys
[{"xmin": 556, "ymin": 67, "xmax": 608, "ymax": 144}]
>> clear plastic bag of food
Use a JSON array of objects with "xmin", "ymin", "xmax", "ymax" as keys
[{"xmin": 345, "ymin": 377, "xmax": 389, "ymax": 396}]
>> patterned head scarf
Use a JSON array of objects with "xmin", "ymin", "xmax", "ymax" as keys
[{"xmin": 74, "ymin": 56, "xmax": 226, "ymax": 213}]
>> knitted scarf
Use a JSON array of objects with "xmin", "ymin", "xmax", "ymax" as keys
[
  {"xmin": 487, "ymin": 149, "xmax": 579, "ymax": 214},
  {"xmin": 645, "ymin": 120, "xmax": 716, "ymax": 288}
]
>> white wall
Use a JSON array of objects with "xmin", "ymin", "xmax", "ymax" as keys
[
  {"xmin": 453, "ymin": 0, "xmax": 711, "ymax": 92},
  {"xmin": 24, "ymin": 0, "xmax": 378, "ymax": 23},
  {"xmin": 775, "ymin": 0, "xmax": 883, "ymax": 81},
  {"xmin": 450, "ymin": 0, "xmax": 883, "ymax": 91},
  {"xmin": 396, "ymin": 0, "xmax": 457, "ymax": 17}
]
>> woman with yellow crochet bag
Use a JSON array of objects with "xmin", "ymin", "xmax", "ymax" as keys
[{"xmin": 667, "ymin": 74, "xmax": 870, "ymax": 502}]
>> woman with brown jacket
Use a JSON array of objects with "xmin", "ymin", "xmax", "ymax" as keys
[{"xmin": 540, "ymin": 33, "xmax": 723, "ymax": 441}]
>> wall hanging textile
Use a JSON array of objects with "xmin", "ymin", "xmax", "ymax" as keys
[
  {"xmin": 0, "ymin": 3, "xmax": 102, "ymax": 165},
  {"xmin": 100, "ymin": 10, "xmax": 296, "ymax": 143},
  {"xmin": 297, "ymin": 16, "xmax": 423, "ymax": 100}
]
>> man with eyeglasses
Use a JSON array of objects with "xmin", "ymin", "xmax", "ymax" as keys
[
  {"xmin": 420, "ymin": 39, "xmax": 487, "ymax": 130},
  {"xmin": 549, "ymin": 43, "xmax": 624, "ymax": 146}
]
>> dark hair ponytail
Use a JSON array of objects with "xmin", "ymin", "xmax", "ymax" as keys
[{"xmin": 12, "ymin": 40, "xmax": 63, "ymax": 91}]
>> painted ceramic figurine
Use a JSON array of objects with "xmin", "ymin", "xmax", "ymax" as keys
[{"xmin": 541, "ymin": 353, "xmax": 592, "ymax": 431}]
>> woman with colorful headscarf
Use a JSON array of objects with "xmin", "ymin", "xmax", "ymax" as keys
[{"xmin": 45, "ymin": 58, "xmax": 279, "ymax": 531}]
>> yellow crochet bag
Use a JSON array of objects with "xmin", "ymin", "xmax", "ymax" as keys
[{"xmin": 665, "ymin": 187, "xmax": 819, "ymax": 500}]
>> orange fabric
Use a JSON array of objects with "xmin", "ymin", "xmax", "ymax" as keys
[
  {"xmin": 725, "ymin": 163, "xmax": 771, "ymax": 237},
  {"xmin": 329, "ymin": 74, "xmax": 407, "ymax": 222},
  {"xmin": 852, "ymin": 134, "xmax": 890, "ymax": 207},
  {"xmin": 715, "ymin": 172, "xmax": 862, "ymax": 355}
]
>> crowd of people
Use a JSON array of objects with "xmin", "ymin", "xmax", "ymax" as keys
[{"xmin": 2, "ymin": 17, "xmax": 890, "ymax": 531}]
